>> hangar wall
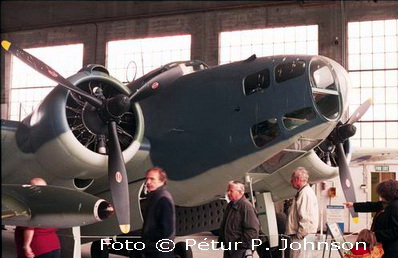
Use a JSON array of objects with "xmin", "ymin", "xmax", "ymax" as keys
[
  {"xmin": 316, "ymin": 163, "xmax": 398, "ymax": 233},
  {"xmin": 1, "ymin": 1, "xmax": 398, "ymax": 109}
]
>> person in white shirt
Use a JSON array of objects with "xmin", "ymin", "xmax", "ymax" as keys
[{"xmin": 285, "ymin": 167, "xmax": 319, "ymax": 258}]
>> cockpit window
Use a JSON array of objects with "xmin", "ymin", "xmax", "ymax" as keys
[
  {"xmin": 244, "ymin": 69, "xmax": 270, "ymax": 95},
  {"xmin": 310, "ymin": 58, "xmax": 340, "ymax": 120},
  {"xmin": 283, "ymin": 107, "xmax": 316, "ymax": 130},
  {"xmin": 275, "ymin": 60, "xmax": 306, "ymax": 83},
  {"xmin": 251, "ymin": 118, "xmax": 280, "ymax": 147},
  {"xmin": 310, "ymin": 60, "xmax": 337, "ymax": 90}
]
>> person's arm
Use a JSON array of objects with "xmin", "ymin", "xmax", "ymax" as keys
[
  {"xmin": 23, "ymin": 228, "xmax": 35, "ymax": 258},
  {"xmin": 241, "ymin": 204, "xmax": 260, "ymax": 249},
  {"xmin": 295, "ymin": 188, "xmax": 318, "ymax": 239},
  {"xmin": 156, "ymin": 197, "xmax": 175, "ymax": 240},
  {"xmin": 295, "ymin": 195, "xmax": 309, "ymax": 239},
  {"xmin": 352, "ymin": 201, "xmax": 383, "ymax": 213}
]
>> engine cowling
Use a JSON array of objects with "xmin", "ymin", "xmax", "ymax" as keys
[
  {"xmin": 2, "ymin": 184, "xmax": 114, "ymax": 227},
  {"xmin": 16, "ymin": 65, "xmax": 144, "ymax": 187}
]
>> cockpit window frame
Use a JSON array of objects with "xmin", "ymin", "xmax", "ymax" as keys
[
  {"xmin": 309, "ymin": 57, "xmax": 342, "ymax": 122},
  {"xmin": 250, "ymin": 118, "xmax": 281, "ymax": 148},
  {"xmin": 274, "ymin": 60, "xmax": 306, "ymax": 84},
  {"xmin": 243, "ymin": 68, "xmax": 271, "ymax": 96}
]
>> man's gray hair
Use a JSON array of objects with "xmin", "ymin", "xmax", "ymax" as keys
[
  {"xmin": 292, "ymin": 167, "xmax": 309, "ymax": 181},
  {"xmin": 228, "ymin": 180, "xmax": 245, "ymax": 193}
]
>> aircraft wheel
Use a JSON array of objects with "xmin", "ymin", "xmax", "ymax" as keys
[
  {"xmin": 174, "ymin": 241, "xmax": 193, "ymax": 258},
  {"xmin": 90, "ymin": 239, "xmax": 109, "ymax": 258}
]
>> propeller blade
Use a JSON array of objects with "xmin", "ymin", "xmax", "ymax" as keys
[
  {"xmin": 346, "ymin": 98, "xmax": 372, "ymax": 125},
  {"xmin": 1, "ymin": 40, "xmax": 102, "ymax": 108},
  {"xmin": 108, "ymin": 121, "xmax": 130, "ymax": 233},
  {"xmin": 129, "ymin": 80, "xmax": 160, "ymax": 103},
  {"xmin": 336, "ymin": 143, "xmax": 359, "ymax": 223}
]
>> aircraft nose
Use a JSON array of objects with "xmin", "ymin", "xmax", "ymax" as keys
[{"xmin": 309, "ymin": 57, "xmax": 342, "ymax": 121}]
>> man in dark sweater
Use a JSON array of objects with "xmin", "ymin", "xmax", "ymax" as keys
[
  {"xmin": 141, "ymin": 167, "xmax": 175, "ymax": 258},
  {"xmin": 218, "ymin": 181, "xmax": 260, "ymax": 258}
]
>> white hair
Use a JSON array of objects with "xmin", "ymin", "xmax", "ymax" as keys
[
  {"xmin": 228, "ymin": 180, "xmax": 245, "ymax": 193},
  {"xmin": 292, "ymin": 167, "xmax": 309, "ymax": 182}
]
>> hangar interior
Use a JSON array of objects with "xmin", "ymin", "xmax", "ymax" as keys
[{"xmin": 1, "ymin": 1, "xmax": 398, "ymax": 256}]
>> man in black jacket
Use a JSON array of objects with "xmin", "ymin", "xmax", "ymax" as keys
[
  {"xmin": 218, "ymin": 181, "xmax": 260, "ymax": 258},
  {"xmin": 141, "ymin": 167, "xmax": 175, "ymax": 258}
]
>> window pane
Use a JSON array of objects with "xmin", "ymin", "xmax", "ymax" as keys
[
  {"xmin": 106, "ymin": 35, "xmax": 191, "ymax": 83},
  {"xmin": 9, "ymin": 44, "xmax": 83, "ymax": 121},
  {"xmin": 219, "ymin": 25, "xmax": 318, "ymax": 65},
  {"xmin": 348, "ymin": 19, "xmax": 398, "ymax": 147}
]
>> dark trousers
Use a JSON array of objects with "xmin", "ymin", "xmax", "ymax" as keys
[
  {"xmin": 223, "ymin": 249, "xmax": 246, "ymax": 258},
  {"xmin": 36, "ymin": 249, "xmax": 61, "ymax": 258}
]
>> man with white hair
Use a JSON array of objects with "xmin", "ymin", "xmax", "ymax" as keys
[
  {"xmin": 218, "ymin": 181, "xmax": 260, "ymax": 258},
  {"xmin": 286, "ymin": 167, "xmax": 319, "ymax": 258}
]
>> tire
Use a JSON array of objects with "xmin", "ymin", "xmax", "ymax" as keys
[
  {"xmin": 174, "ymin": 241, "xmax": 193, "ymax": 258},
  {"xmin": 90, "ymin": 240, "xmax": 109, "ymax": 258}
]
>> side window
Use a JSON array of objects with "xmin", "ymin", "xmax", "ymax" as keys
[
  {"xmin": 283, "ymin": 107, "xmax": 316, "ymax": 130},
  {"xmin": 251, "ymin": 118, "xmax": 280, "ymax": 147},
  {"xmin": 275, "ymin": 60, "xmax": 306, "ymax": 83},
  {"xmin": 244, "ymin": 69, "xmax": 270, "ymax": 95}
]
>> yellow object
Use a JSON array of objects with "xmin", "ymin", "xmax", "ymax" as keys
[
  {"xmin": 353, "ymin": 217, "xmax": 359, "ymax": 224},
  {"xmin": 1, "ymin": 40, "xmax": 11, "ymax": 50},
  {"xmin": 120, "ymin": 224, "xmax": 130, "ymax": 234}
]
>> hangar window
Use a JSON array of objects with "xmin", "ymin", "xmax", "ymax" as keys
[
  {"xmin": 275, "ymin": 60, "xmax": 306, "ymax": 83},
  {"xmin": 219, "ymin": 25, "xmax": 318, "ymax": 65},
  {"xmin": 106, "ymin": 35, "xmax": 191, "ymax": 84},
  {"xmin": 251, "ymin": 118, "xmax": 280, "ymax": 148},
  {"xmin": 244, "ymin": 69, "xmax": 270, "ymax": 95},
  {"xmin": 348, "ymin": 19, "xmax": 398, "ymax": 148},
  {"xmin": 8, "ymin": 44, "xmax": 83, "ymax": 121}
]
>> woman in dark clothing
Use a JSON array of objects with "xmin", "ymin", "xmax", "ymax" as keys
[{"xmin": 345, "ymin": 179, "xmax": 398, "ymax": 258}]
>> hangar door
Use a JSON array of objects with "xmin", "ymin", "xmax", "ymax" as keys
[{"xmin": 371, "ymin": 171, "xmax": 396, "ymax": 203}]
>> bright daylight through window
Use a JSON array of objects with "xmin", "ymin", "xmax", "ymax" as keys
[
  {"xmin": 348, "ymin": 19, "xmax": 398, "ymax": 148},
  {"xmin": 9, "ymin": 44, "xmax": 83, "ymax": 121},
  {"xmin": 106, "ymin": 35, "xmax": 191, "ymax": 84}
]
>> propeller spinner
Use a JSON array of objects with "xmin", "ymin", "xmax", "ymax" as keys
[{"xmin": 1, "ymin": 40, "xmax": 158, "ymax": 233}]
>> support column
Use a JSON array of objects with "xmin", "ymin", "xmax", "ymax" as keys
[
  {"xmin": 255, "ymin": 192, "xmax": 278, "ymax": 248},
  {"xmin": 59, "ymin": 227, "xmax": 81, "ymax": 258}
]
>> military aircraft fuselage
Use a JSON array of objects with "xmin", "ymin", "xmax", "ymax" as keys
[
  {"xmin": 2, "ymin": 53, "xmax": 350, "ymax": 235},
  {"xmin": 134, "ymin": 55, "xmax": 346, "ymax": 181}
]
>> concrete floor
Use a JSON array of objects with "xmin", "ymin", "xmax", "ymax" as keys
[{"xmin": 3, "ymin": 225, "xmax": 353, "ymax": 257}]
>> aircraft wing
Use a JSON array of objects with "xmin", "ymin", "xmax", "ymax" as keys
[{"xmin": 350, "ymin": 147, "xmax": 398, "ymax": 165}]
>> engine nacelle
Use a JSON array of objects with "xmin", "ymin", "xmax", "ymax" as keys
[
  {"xmin": 2, "ymin": 184, "xmax": 114, "ymax": 228},
  {"xmin": 15, "ymin": 65, "xmax": 144, "ymax": 186}
]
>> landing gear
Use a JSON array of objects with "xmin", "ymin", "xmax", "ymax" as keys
[{"xmin": 174, "ymin": 241, "xmax": 193, "ymax": 258}]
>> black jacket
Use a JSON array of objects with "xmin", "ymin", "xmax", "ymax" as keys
[
  {"xmin": 141, "ymin": 185, "xmax": 175, "ymax": 251},
  {"xmin": 353, "ymin": 200, "xmax": 398, "ymax": 258},
  {"xmin": 353, "ymin": 201, "xmax": 383, "ymax": 213},
  {"xmin": 218, "ymin": 196, "xmax": 260, "ymax": 250},
  {"xmin": 373, "ymin": 199, "xmax": 398, "ymax": 258}
]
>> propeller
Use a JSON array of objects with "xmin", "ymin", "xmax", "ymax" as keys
[
  {"xmin": 1, "ymin": 40, "xmax": 160, "ymax": 233},
  {"xmin": 318, "ymin": 98, "xmax": 372, "ymax": 223}
]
